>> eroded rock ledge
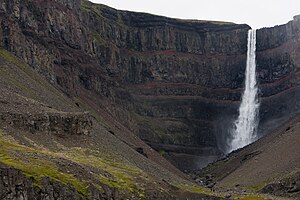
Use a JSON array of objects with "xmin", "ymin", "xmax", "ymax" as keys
[{"xmin": 0, "ymin": 112, "xmax": 93, "ymax": 135}]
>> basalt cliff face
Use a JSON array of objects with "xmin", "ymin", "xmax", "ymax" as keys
[
  {"xmin": 0, "ymin": 0, "xmax": 300, "ymax": 173},
  {"xmin": 256, "ymin": 17, "xmax": 300, "ymax": 135}
]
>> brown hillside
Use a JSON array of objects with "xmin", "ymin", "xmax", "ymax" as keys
[{"xmin": 198, "ymin": 114, "xmax": 300, "ymax": 199}]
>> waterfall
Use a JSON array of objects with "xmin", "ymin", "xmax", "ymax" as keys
[{"xmin": 229, "ymin": 29, "xmax": 260, "ymax": 153}]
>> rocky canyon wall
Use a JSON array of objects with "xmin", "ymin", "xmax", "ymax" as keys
[
  {"xmin": 78, "ymin": 1, "xmax": 252, "ymax": 169},
  {"xmin": 0, "ymin": 0, "xmax": 299, "ymax": 171},
  {"xmin": 256, "ymin": 15, "xmax": 300, "ymax": 136}
]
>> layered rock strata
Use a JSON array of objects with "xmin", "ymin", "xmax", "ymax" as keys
[
  {"xmin": 0, "ymin": 112, "xmax": 93, "ymax": 135},
  {"xmin": 0, "ymin": 0, "xmax": 299, "ymax": 170}
]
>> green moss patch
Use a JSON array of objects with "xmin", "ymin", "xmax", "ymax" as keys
[
  {"xmin": 98, "ymin": 171, "xmax": 139, "ymax": 193},
  {"xmin": 236, "ymin": 195, "xmax": 269, "ymax": 200},
  {"xmin": 61, "ymin": 147, "xmax": 144, "ymax": 194},
  {"xmin": 0, "ymin": 130, "xmax": 88, "ymax": 196},
  {"xmin": 248, "ymin": 182, "xmax": 268, "ymax": 193},
  {"xmin": 0, "ymin": 129, "xmax": 146, "ymax": 197},
  {"xmin": 0, "ymin": 49, "xmax": 17, "ymax": 62}
]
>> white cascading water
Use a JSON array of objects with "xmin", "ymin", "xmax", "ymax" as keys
[{"xmin": 229, "ymin": 29, "xmax": 260, "ymax": 152}]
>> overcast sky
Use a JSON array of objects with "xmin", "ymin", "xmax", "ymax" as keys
[{"xmin": 90, "ymin": 0, "xmax": 299, "ymax": 29}]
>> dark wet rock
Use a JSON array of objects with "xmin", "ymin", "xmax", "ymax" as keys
[
  {"xmin": 261, "ymin": 173, "xmax": 300, "ymax": 198},
  {"xmin": 135, "ymin": 147, "xmax": 148, "ymax": 158},
  {"xmin": 224, "ymin": 193, "xmax": 232, "ymax": 199}
]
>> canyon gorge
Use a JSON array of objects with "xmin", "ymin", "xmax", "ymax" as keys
[{"xmin": 0, "ymin": 0, "xmax": 300, "ymax": 199}]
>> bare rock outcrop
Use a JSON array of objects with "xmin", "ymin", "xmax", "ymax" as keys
[{"xmin": 0, "ymin": 112, "xmax": 93, "ymax": 135}]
